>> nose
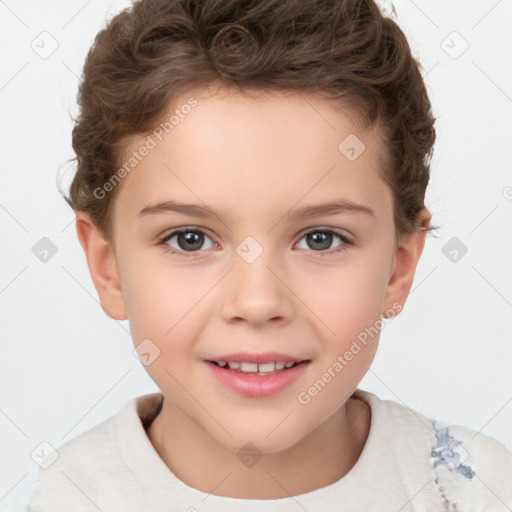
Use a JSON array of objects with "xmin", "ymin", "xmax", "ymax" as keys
[{"xmin": 221, "ymin": 251, "xmax": 295, "ymax": 327}]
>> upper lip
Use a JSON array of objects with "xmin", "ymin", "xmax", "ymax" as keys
[{"xmin": 206, "ymin": 352, "xmax": 310, "ymax": 364}]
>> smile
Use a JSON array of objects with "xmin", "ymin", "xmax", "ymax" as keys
[{"xmin": 206, "ymin": 360, "xmax": 310, "ymax": 398}]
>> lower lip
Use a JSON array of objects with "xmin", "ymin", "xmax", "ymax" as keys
[{"xmin": 205, "ymin": 361, "xmax": 310, "ymax": 398}]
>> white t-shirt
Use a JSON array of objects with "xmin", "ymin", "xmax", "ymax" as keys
[{"xmin": 27, "ymin": 389, "xmax": 512, "ymax": 511}]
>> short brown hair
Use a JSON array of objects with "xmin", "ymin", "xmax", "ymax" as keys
[{"xmin": 61, "ymin": 0, "xmax": 437, "ymax": 244}]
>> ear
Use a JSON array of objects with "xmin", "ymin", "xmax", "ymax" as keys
[
  {"xmin": 75, "ymin": 212, "xmax": 127, "ymax": 320},
  {"xmin": 381, "ymin": 211, "xmax": 430, "ymax": 317}
]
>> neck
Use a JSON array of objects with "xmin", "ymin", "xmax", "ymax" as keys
[{"xmin": 146, "ymin": 395, "xmax": 370, "ymax": 499}]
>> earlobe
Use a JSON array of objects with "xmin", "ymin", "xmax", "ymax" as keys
[{"xmin": 75, "ymin": 212, "xmax": 128, "ymax": 321}]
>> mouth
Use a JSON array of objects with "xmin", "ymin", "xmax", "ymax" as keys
[{"xmin": 205, "ymin": 354, "xmax": 311, "ymax": 397}]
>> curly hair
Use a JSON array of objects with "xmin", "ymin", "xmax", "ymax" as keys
[{"xmin": 60, "ymin": 0, "xmax": 437, "ymax": 244}]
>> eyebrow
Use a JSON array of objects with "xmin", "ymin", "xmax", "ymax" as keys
[{"xmin": 138, "ymin": 199, "xmax": 375, "ymax": 222}]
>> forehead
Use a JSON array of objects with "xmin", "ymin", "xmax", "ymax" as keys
[{"xmin": 113, "ymin": 86, "xmax": 391, "ymax": 227}]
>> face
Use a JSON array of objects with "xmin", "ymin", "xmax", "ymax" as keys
[{"xmin": 95, "ymin": 86, "xmax": 417, "ymax": 454}]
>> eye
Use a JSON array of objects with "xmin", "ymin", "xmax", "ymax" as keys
[
  {"xmin": 159, "ymin": 228, "xmax": 217, "ymax": 256},
  {"xmin": 158, "ymin": 227, "xmax": 352, "ymax": 258},
  {"xmin": 295, "ymin": 228, "xmax": 351, "ymax": 254}
]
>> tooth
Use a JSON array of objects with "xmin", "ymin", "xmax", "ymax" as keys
[
  {"xmin": 258, "ymin": 362, "xmax": 276, "ymax": 373},
  {"xmin": 221, "ymin": 361, "xmax": 297, "ymax": 373},
  {"xmin": 240, "ymin": 362, "xmax": 258, "ymax": 372}
]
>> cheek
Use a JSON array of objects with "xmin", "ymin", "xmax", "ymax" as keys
[
  {"xmin": 121, "ymin": 256, "xmax": 197, "ymax": 335},
  {"xmin": 295, "ymin": 262, "xmax": 388, "ymax": 422},
  {"xmin": 301, "ymin": 255, "xmax": 391, "ymax": 340},
  {"xmin": 124, "ymin": 270, "xmax": 202, "ymax": 393},
  {"xmin": 122, "ymin": 263, "xmax": 214, "ymax": 375}
]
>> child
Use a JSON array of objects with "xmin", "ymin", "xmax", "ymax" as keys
[{"xmin": 28, "ymin": 0, "xmax": 512, "ymax": 510}]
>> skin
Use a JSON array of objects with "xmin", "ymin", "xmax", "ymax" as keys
[{"xmin": 76, "ymin": 85, "xmax": 429, "ymax": 499}]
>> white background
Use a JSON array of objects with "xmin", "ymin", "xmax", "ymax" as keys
[{"xmin": 1, "ymin": 0, "xmax": 511, "ymax": 510}]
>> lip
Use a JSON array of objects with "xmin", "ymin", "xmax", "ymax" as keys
[
  {"xmin": 205, "ymin": 359, "xmax": 310, "ymax": 398},
  {"xmin": 206, "ymin": 352, "xmax": 307, "ymax": 364}
]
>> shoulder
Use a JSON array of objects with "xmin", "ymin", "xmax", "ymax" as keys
[
  {"xmin": 354, "ymin": 389, "xmax": 512, "ymax": 510},
  {"xmin": 27, "ymin": 393, "xmax": 162, "ymax": 512},
  {"xmin": 434, "ymin": 422, "xmax": 512, "ymax": 510}
]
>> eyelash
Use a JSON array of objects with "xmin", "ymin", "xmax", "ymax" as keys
[{"xmin": 157, "ymin": 227, "xmax": 353, "ymax": 258}]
